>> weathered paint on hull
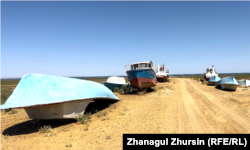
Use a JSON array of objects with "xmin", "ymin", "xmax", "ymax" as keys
[
  {"xmin": 157, "ymin": 76, "xmax": 169, "ymax": 82},
  {"xmin": 130, "ymin": 77, "xmax": 157, "ymax": 90},
  {"xmin": 126, "ymin": 69, "xmax": 157, "ymax": 90},
  {"xmin": 221, "ymin": 84, "xmax": 238, "ymax": 91},
  {"xmin": 25, "ymin": 99, "xmax": 92, "ymax": 119}
]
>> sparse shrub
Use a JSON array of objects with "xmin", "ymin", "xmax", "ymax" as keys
[
  {"xmin": 106, "ymin": 135, "xmax": 111, "ymax": 139},
  {"xmin": 111, "ymin": 104, "xmax": 117, "ymax": 109},
  {"xmin": 203, "ymin": 80, "xmax": 209, "ymax": 85},
  {"xmin": 76, "ymin": 113, "xmax": 92, "ymax": 124},
  {"xmin": 96, "ymin": 113, "xmax": 101, "ymax": 118},
  {"xmin": 4, "ymin": 134, "xmax": 9, "ymax": 139},
  {"xmin": 66, "ymin": 143, "xmax": 72, "ymax": 147},
  {"xmin": 39, "ymin": 125, "xmax": 52, "ymax": 133},
  {"xmin": 1, "ymin": 89, "xmax": 12, "ymax": 105},
  {"xmin": 102, "ymin": 111, "xmax": 108, "ymax": 116},
  {"xmin": 97, "ymin": 111, "xmax": 108, "ymax": 118},
  {"xmin": 101, "ymin": 116, "xmax": 109, "ymax": 121},
  {"xmin": 7, "ymin": 109, "xmax": 17, "ymax": 115},
  {"xmin": 114, "ymin": 87, "xmax": 119, "ymax": 92},
  {"xmin": 118, "ymin": 88, "xmax": 124, "ymax": 93},
  {"xmin": 61, "ymin": 127, "xmax": 69, "ymax": 132},
  {"xmin": 120, "ymin": 85, "xmax": 129, "ymax": 92},
  {"xmin": 120, "ymin": 112, "xmax": 125, "ymax": 116}
]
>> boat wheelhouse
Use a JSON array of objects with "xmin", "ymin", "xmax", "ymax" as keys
[
  {"xmin": 154, "ymin": 64, "xmax": 169, "ymax": 82},
  {"xmin": 203, "ymin": 65, "xmax": 219, "ymax": 81}
]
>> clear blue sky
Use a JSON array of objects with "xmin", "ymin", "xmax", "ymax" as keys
[{"xmin": 1, "ymin": 1, "xmax": 250, "ymax": 78}]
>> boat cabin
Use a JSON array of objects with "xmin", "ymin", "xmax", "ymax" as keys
[
  {"xmin": 125, "ymin": 61, "xmax": 153, "ymax": 71},
  {"xmin": 206, "ymin": 65, "xmax": 217, "ymax": 74},
  {"xmin": 155, "ymin": 64, "xmax": 169, "ymax": 73}
]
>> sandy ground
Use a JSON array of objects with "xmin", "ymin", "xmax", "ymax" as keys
[{"xmin": 1, "ymin": 78, "xmax": 250, "ymax": 150}]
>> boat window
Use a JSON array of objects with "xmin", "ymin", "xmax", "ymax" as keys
[
  {"xmin": 132, "ymin": 64, "xmax": 138, "ymax": 69},
  {"xmin": 210, "ymin": 69, "xmax": 213, "ymax": 73},
  {"xmin": 139, "ymin": 63, "xmax": 147, "ymax": 67}
]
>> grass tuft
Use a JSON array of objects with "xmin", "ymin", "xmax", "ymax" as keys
[
  {"xmin": 6, "ymin": 109, "xmax": 18, "ymax": 115},
  {"xmin": 1, "ymin": 89, "xmax": 13, "ymax": 105},
  {"xmin": 76, "ymin": 113, "xmax": 92, "ymax": 124},
  {"xmin": 39, "ymin": 125, "xmax": 52, "ymax": 134},
  {"xmin": 66, "ymin": 143, "xmax": 72, "ymax": 147}
]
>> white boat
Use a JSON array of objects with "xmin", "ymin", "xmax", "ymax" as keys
[
  {"xmin": 103, "ymin": 76, "xmax": 129, "ymax": 91},
  {"xmin": 203, "ymin": 65, "xmax": 218, "ymax": 81},
  {"xmin": 154, "ymin": 64, "xmax": 169, "ymax": 82},
  {"xmin": 216, "ymin": 76, "xmax": 239, "ymax": 91},
  {"xmin": 237, "ymin": 79, "xmax": 250, "ymax": 88}
]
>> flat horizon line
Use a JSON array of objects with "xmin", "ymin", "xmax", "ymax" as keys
[{"xmin": 1, "ymin": 72, "xmax": 250, "ymax": 80}]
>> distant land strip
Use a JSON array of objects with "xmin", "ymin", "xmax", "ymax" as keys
[{"xmin": 1, "ymin": 73, "xmax": 250, "ymax": 81}]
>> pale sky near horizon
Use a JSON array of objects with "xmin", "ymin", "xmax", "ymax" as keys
[{"xmin": 1, "ymin": 1, "xmax": 250, "ymax": 78}]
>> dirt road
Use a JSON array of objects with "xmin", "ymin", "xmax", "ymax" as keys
[{"xmin": 1, "ymin": 78, "xmax": 250, "ymax": 149}]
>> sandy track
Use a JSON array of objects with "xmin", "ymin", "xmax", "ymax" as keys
[{"xmin": 1, "ymin": 78, "xmax": 250, "ymax": 149}]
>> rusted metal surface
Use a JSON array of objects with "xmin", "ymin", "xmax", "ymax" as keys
[{"xmin": 130, "ymin": 76, "xmax": 157, "ymax": 90}]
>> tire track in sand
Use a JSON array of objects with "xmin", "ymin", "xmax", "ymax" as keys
[{"xmin": 180, "ymin": 78, "xmax": 250, "ymax": 133}]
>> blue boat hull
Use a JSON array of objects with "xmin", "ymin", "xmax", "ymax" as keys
[
  {"xmin": 0, "ymin": 74, "xmax": 119, "ymax": 110},
  {"xmin": 103, "ymin": 81, "xmax": 129, "ymax": 91},
  {"xmin": 126, "ymin": 69, "xmax": 157, "ymax": 89},
  {"xmin": 208, "ymin": 76, "xmax": 221, "ymax": 85},
  {"xmin": 216, "ymin": 76, "xmax": 239, "ymax": 91}
]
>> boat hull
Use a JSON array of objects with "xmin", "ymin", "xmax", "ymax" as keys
[
  {"xmin": 237, "ymin": 79, "xmax": 250, "ymax": 87},
  {"xmin": 0, "ymin": 74, "xmax": 120, "ymax": 120},
  {"xmin": 221, "ymin": 84, "xmax": 238, "ymax": 91},
  {"xmin": 209, "ymin": 82, "xmax": 217, "ymax": 86},
  {"xmin": 103, "ymin": 82, "xmax": 129, "ymax": 91},
  {"xmin": 156, "ymin": 76, "xmax": 169, "ymax": 82},
  {"xmin": 215, "ymin": 76, "xmax": 239, "ymax": 91},
  {"xmin": 25, "ymin": 99, "xmax": 92, "ymax": 119},
  {"xmin": 126, "ymin": 69, "xmax": 157, "ymax": 90},
  {"xmin": 208, "ymin": 76, "xmax": 221, "ymax": 86},
  {"xmin": 204, "ymin": 74, "xmax": 218, "ymax": 81}
]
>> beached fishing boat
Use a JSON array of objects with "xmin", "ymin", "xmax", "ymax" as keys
[
  {"xmin": 124, "ymin": 60, "xmax": 157, "ymax": 90},
  {"xmin": 203, "ymin": 65, "xmax": 218, "ymax": 81},
  {"xmin": 215, "ymin": 76, "xmax": 239, "ymax": 91},
  {"xmin": 103, "ymin": 76, "xmax": 129, "ymax": 91},
  {"xmin": 208, "ymin": 76, "xmax": 221, "ymax": 85},
  {"xmin": 0, "ymin": 74, "xmax": 119, "ymax": 119},
  {"xmin": 154, "ymin": 64, "xmax": 169, "ymax": 82},
  {"xmin": 237, "ymin": 79, "xmax": 250, "ymax": 87}
]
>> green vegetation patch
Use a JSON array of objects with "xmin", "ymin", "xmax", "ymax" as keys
[
  {"xmin": 76, "ymin": 113, "xmax": 92, "ymax": 124},
  {"xmin": 1, "ymin": 89, "xmax": 13, "ymax": 105}
]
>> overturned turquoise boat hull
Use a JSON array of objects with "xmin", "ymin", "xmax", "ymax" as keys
[
  {"xmin": 208, "ymin": 76, "xmax": 221, "ymax": 85},
  {"xmin": 215, "ymin": 76, "xmax": 239, "ymax": 91},
  {"xmin": 0, "ymin": 74, "xmax": 119, "ymax": 119}
]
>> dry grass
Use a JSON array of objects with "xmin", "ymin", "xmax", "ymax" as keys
[{"xmin": 76, "ymin": 113, "xmax": 92, "ymax": 124}]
